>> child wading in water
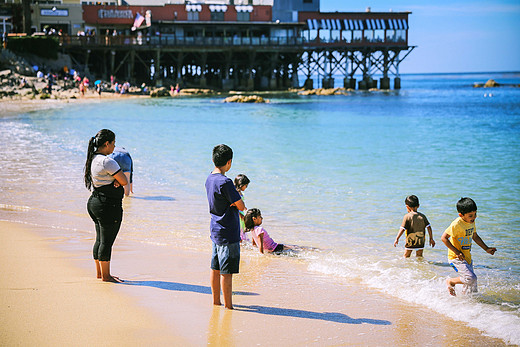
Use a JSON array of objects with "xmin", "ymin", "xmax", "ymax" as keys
[
  {"xmin": 234, "ymin": 174, "xmax": 250, "ymax": 242},
  {"xmin": 394, "ymin": 195, "xmax": 435, "ymax": 257},
  {"xmin": 244, "ymin": 208, "xmax": 293, "ymax": 254},
  {"xmin": 441, "ymin": 197, "xmax": 496, "ymax": 296}
]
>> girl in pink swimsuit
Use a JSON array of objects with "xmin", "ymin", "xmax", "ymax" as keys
[{"xmin": 244, "ymin": 208, "xmax": 293, "ymax": 254}]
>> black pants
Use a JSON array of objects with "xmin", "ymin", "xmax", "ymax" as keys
[{"xmin": 87, "ymin": 193, "xmax": 123, "ymax": 261}]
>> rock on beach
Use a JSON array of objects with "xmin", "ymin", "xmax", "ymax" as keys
[
  {"xmin": 473, "ymin": 78, "xmax": 520, "ymax": 88},
  {"xmin": 223, "ymin": 95, "xmax": 268, "ymax": 103},
  {"xmin": 298, "ymin": 87, "xmax": 349, "ymax": 96}
]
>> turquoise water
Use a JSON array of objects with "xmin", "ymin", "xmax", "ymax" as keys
[{"xmin": 1, "ymin": 72, "xmax": 519, "ymax": 344}]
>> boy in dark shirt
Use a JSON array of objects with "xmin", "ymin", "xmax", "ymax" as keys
[
  {"xmin": 205, "ymin": 144, "xmax": 245, "ymax": 309},
  {"xmin": 394, "ymin": 195, "xmax": 435, "ymax": 257}
]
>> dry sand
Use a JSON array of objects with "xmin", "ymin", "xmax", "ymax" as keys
[
  {"xmin": 0, "ymin": 221, "xmax": 184, "ymax": 346},
  {"xmin": 0, "ymin": 220, "xmax": 506, "ymax": 346}
]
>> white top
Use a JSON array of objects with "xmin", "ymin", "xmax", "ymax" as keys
[{"xmin": 91, "ymin": 153, "xmax": 121, "ymax": 188}]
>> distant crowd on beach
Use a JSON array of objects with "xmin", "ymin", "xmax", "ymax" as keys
[{"xmin": 84, "ymin": 132, "xmax": 497, "ymax": 310}]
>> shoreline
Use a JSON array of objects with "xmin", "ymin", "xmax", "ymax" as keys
[
  {"xmin": 1, "ymin": 88, "xmax": 517, "ymax": 345},
  {"xmin": 0, "ymin": 219, "xmax": 507, "ymax": 346}
]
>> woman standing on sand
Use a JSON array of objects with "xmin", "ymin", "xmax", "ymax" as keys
[{"xmin": 84, "ymin": 129, "xmax": 128, "ymax": 282}]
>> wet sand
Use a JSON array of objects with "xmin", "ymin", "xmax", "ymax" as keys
[{"xmin": 0, "ymin": 220, "xmax": 506, "ymax": 346}]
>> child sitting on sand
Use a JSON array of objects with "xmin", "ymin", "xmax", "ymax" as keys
[
  {"xmin": 394, "ymin": 195, "xmax": 435, "ymax": 257},
  {"xmin": 244, "ymin": 208, "xmax": 293, "ymax": 254},
  {"xmin": 234, "ymin": 174, "xmax": 250, "ymax": 242}
]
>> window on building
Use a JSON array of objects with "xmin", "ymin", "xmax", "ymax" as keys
[
  {"xmin": 396, "ymin": 30, "xmax": 406, "ymax": 42},
  {"xmin": 237, "ymin": 12, "xmax": 250, "ymax": 21},
  {"xmin": 303, "ymin": 0, "xmax": 313, "ymax": 3},
  {"xmin": 374, "ymin": 29, "xmax": 384, "ymax": 42},
  {"xmin": 341, "ymin": 29, "xmax": 351, "ymax": 43},
  {"xmin": 386, "ymin": 30, "xmax": 394, "ymax": 42},
  {"xmin": 211, "ymin": 12, "xmax": 225, "ymax": 21},
  {"xmin": 319, "ymin": 29, "xmax": 329, "ymax": 43},
  {"xmin": 363, "ymin": 30, "xmax": 373, "ymax": 42},
  {"xmin": 187, "ymin": 12, "xmax": 199, "ymax": 21},
  {"xmin": 80, "ymin": 1, "xmax": 117, "ymax": 4},
  {"xmin": 307, "ymin": 29, "xmax": 318, "ymax": 42},
  {"xmin": 352, "ymin": 30, "xmax": 362, "ymax": 43}
]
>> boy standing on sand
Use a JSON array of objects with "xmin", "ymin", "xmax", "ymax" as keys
[
  {"xmin": 394, "ymin": 195, "xmax": 435, "ymax": 257},
  {"xmin": 205, "ymin": 144, "xmax": 245, "ymax": 309},
  {"xmin": 441, "ymin": 197, "xmax": 496, "ymax": 296}
]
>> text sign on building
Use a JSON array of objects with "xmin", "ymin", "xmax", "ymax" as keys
[
  {"xmin": 41, "ymin": 9, "xmax": 69, "ymax": 17},
  {"xmin": 98, "ymin": 9, "xmax": 133, "ymax": 19}
]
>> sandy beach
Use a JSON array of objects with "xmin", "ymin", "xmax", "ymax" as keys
[{"xmin": 0, "ymin": 219, "xmax": 507, "ymax": 346}]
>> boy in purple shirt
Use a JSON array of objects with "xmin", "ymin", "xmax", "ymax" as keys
[{"xmin": 205, "ymin": 144, "xmax": 245, "ymax": 309}]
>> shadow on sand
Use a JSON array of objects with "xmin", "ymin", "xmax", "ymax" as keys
[
  {"xmin": 130, "ymin": 196, "xmax": 175, "ymax": 201},
  {"xmin": 234, "ymin": 304, "xmax": 391, "ymax": 325},
  {"xmin": 123, "ymin": 280, "xmax": 258, "ymax": 296}
]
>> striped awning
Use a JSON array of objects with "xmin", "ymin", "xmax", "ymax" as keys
[
  {"xmin": 340, "ymin": 18, "xmax": 365, "ymax": 30},
  {"xmin": 387, "ymin": 19, "xmax": 408, "ymax": 30},
  {"xmin": 305, "ymin": 18, "xmax": 408, "ymax": 31}
]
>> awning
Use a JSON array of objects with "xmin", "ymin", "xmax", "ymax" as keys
[
  {"xmin": 304, "ymin": 17, "xmax": 406, "ymax": 31},
  {"xmin": 209, "ymin": 4, "xmax": 227, "ymax": 12},
  {"xmin": 320, "ymin": 19, "xmax": 327, "ymax": 29},
  {"xmin": 372, "ymin": 19, "xmax": 381, "ymax": 30},
  {"xmin": 236, "ymin": 5, "xmax": 253, "ymax": 13},
  {"xmin": 186, "ymin": 4, "xmax": 202, "ymax": 12},
  {"xmin": 327, "ymin": 19, "xmax": 333, "ymax": 30}
]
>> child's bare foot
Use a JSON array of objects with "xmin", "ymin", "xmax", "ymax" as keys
[
  {"xmin": 213, "ymin": 302, "xmax": 222, "ymax": 306},
  {"xmin": 446, "ymin": 279, "xmax": 456, "ymax": 296}
]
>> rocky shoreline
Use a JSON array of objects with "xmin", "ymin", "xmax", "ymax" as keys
[
  {"xmin": 4, "ymin": 49, "xmax": 516, "ymax": 106},
  {"xmin": 473, "ymin": 78, "xmax": 520, "ymax": 88}
]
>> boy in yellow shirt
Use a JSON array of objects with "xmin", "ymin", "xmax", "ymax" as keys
[{"xmin": 441, "ymin": 197, "xmax": 497, "ymax": 296}]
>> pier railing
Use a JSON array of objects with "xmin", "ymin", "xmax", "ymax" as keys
[
  {"xmin": 58, "ymin": 35, "xmax": 406, "ymax": 49},
  {"xmin": 59, "ymin": 35, "xmax": 304, "ymax": 47}
]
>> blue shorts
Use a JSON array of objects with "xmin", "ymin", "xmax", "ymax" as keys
[{"xmin": 211, "ymin": 242, "xmax": 240, "ymax": 274}]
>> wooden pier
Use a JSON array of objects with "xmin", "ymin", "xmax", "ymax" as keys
[{"xmin": 58, "ymin": 4, "xmax": 414, "ymax": 90}]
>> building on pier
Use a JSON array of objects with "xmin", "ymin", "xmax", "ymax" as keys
[
  {"xmin": 298, "ymin": 9, "xmax": 414, "ymax": 89},
  {"xmin": 50, "ymin": 0, "xmax": 414, "ymax": 90}
]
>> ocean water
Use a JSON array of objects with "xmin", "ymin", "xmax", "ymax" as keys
[{"xmin": 1, "ymin": 72, "xmax": 519, "ymax": 344}]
